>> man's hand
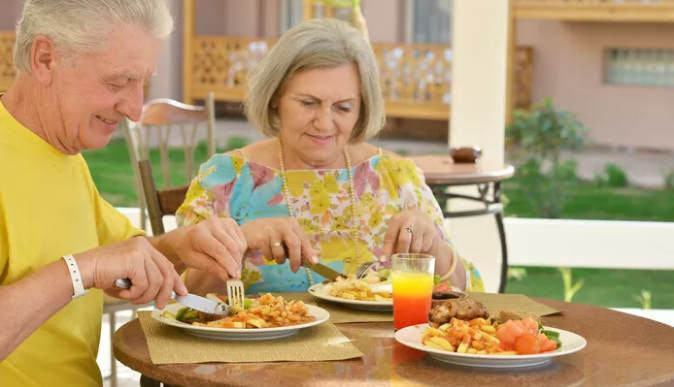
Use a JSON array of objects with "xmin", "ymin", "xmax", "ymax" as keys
[
  {"xmin": 76, "ymin": 237, "xmax": 187, "ymax": 309},
  {"xmin": 168, "ymin": 217, "xmax": 247, "ymax": 281}
]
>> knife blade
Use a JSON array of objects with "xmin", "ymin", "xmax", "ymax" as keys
[
  {"xmin": 300, "ymin": 258, "xmax": 345, "ymax": 281},
  {"xmin": 114, "ymin": 278, "xmax": 230, "ymax": 316}
]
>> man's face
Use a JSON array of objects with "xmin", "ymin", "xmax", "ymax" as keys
[{"xmin": 48, "ymin": 25, "xmax": 162, "ymax": 151}]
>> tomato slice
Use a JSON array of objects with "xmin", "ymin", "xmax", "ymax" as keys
[
  {"xmin": 514, "ymin": 333, "xmax": 542, "ymax": 355},
  {"xmin": 540, "ymin": 337, "xmax": 558, "ymax": 352}
]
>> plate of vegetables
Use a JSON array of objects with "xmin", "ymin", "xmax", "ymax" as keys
[{"xmin": 153, "ymin": 293, "xmax": 330, "ymax": 340}]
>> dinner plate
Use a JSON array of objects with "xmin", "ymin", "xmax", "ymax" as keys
[
  {"xmin": 152, "ymin": 303, "xmax": 330, "ymax": 341},
  {"xmin": 308, "ymin": 283, "xmax": 393, "ymax": 312},
  {"xmin": 394, "ymin": 323, "xmax": 587, "ymax": 369}
]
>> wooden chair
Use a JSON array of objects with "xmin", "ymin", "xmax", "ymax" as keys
[
  {"xmin": 138, "ymin": 159, "xmax": 189, "ymax": 236},
  {"xmin": 122, "ymin": 92, "xmax": 216, "ymax": 232}
]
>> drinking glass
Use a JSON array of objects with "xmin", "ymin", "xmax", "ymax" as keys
[{"xmin": 391, "ymin": 253, "xmax": 435, "ymax": 330}]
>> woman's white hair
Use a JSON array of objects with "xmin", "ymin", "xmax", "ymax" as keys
[
  {"xmin": 244, "ymin": 18, "xmax": 387, "ymax": 143},
  {"xmin": 14, "ymin": 0, "xmax": 174, "ymax": 72}
]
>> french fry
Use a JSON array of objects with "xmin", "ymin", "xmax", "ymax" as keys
[
  {"xmin": 428, "ymin": 337, "xmax": 455, "ymax": 351},
  {"xmin": 438, "ymin": 323, "xmax": 452, "ymax": 331}
]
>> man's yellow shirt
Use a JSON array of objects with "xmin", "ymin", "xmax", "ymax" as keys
[{"xmin": 0, "ymin": 100, "xmax": 144, "ymax": 386}]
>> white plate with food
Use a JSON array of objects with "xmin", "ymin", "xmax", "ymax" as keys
[
  {"xmin": 308, "ymin": 272, "xmax": 393, "ymax": 312},
  {"xmin": 153, "ymin": 293, "xmax": 330, "ymax": 340},
  {"xmin": 395, "ymin": 320, "xmax": 587, "ymax": 369}
]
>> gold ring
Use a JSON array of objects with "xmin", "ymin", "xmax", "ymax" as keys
[{"xmin": 271, "ymin": 241, "xmax": 283, "ymax": 248}]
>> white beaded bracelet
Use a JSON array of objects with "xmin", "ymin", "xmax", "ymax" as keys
[{"xmin": 63, "ymin": 255, "xmax": 89, "ymax": 300}]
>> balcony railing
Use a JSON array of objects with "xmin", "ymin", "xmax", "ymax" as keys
[
  {"xmin": 514, "ymin": 0, "xmax": 674, "ymax": 21},
  {"xmin": 186, "ymin": 36, "xmax": 534, "ymax": 121},
  {"xmin": 0, "ymin": 31, "xmax": 533, "ymax": 121},
  {"xmin": 0, "ymin": 31, "xmax": 16, "ymax": 92}
]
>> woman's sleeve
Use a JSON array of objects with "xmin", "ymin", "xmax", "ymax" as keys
[
  {"xmin": 399, "ymin": 158, "xmax": 486, "ymax": 292},
  {"xmin": 176, "ymin": 154, "xmax": 239, "ymax": 227}
]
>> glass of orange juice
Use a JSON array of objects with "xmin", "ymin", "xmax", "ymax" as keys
[{"xmin": 391, "ymin": 253, "xmax": 435, "ymax": 331}]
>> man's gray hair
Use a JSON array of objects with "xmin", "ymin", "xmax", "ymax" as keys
[{"xmin": 14, "ymin": 0, "xmax": 174, "ymax": 72}]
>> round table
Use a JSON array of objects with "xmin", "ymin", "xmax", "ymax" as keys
[
  {"xmin": 113, "ymin": 298, "xmax": 674, "ymax": 387},
  {"xmin": 409, "ymin": 155, "xmax": 515, "ymax": 293}
]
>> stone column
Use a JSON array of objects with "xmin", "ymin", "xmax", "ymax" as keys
[
  {"xmin": 147, "ymin": 0, "xmax": 184, "ymax": 101},
  {"xmin": 447, "ymin": 0, "xmax": 509, "ymax": 293}
]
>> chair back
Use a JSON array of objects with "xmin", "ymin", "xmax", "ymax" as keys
[
  {"xmin": 123, "ymin": 92, "xmax": 215, "ymax": 231},
  {"xmin": 138, "ymin": 159, "xmax": 189, "ymax": 236}
]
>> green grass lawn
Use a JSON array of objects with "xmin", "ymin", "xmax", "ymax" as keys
[
  {"xmin": 83, "ymin": 139, "xmax": 674, "ymax": 309},
  {"xmin": 82, "ymin": 139, "xmax": 219, "ymax": 207}
]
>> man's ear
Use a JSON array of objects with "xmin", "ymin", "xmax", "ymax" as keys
[{"xmin": 30, "ymin": 35, "xmax": 58, "ymax": 86}]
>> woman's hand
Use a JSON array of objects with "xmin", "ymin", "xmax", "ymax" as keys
[
  {"xmin": 240, "ymin": 217, "xmax": 316, "ymax": 273},
  {"xmin": 381, "ymin": 210, "xmax": 442, "ymax": 258}
]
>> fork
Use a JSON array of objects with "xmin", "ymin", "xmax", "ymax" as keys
[
  {"xmin": 226, "ymin": 280, "xmax": 245, "ymax": 309},
  {"xmin": 355, "ymin": 261, "xmax": 379, "ymax": 279}
]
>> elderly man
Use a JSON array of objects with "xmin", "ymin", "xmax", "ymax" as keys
[{"xmin": 0, "ymin": 1, "xmax": 247, "ymax": 386}]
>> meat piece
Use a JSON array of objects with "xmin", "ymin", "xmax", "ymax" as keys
[{"xmin": 428, "ymin": 297, "xmax": 489, "ymax": 327}]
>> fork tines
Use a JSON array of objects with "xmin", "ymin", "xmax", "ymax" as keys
[{"xmin": 226, "ymin": 280, "xmax": 245, "ymax": 308}]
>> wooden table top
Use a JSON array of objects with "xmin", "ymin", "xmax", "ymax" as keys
[
  {"xmin": 113, "ymin": 298, "xmax": 674, "ymax": 387},
  {"xmin": 408, "ymin": 154, "xmax": 515, "ymax": 186}
]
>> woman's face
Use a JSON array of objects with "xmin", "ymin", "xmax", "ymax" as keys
[{"xmin": 274, "ymin": 64, "xmax": 362, "ymax": 169}]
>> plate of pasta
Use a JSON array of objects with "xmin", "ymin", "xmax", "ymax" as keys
[
  {"xmin": 308, "ymin": 272, "xmax": 393, "ymax": 311},
  {"xmin": 153, "ymin": 293, "xmax": 330, "ymax": 340}
]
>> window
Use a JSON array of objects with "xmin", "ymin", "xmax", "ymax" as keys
[
  {"xmin": 409, "ymin": 0, "xmax": 453, "ymax": 44},
  {"xmin": 280, "ymin": 0, "xmax": 366, "ymax": 33},
  {"xmin": 606, "ymin": 48, "xmax": 674, "ymax": 88},
  {"xmin": 280, "ymin": 0, "xmax": 305, "ymax": 33}
]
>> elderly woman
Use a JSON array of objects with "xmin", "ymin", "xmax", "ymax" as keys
[{"xmin": 177, "ymin": 19, "xmax": 485, "ymax": 294}]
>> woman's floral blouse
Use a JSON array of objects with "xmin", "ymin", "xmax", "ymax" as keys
[{"xmin": 176, "ymin": 152, "xmax": 485, "ymax": 293}]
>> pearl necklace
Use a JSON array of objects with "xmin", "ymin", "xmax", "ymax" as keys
[{"xmin": 277, "ymin": 137, "xmax": 361, "ymax": 286}]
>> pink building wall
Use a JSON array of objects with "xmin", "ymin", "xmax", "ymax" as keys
[
  {"xmin": 517, "ymin": 20, "xmax": 674, "ymax": 151},
  {"xmin": 1, "ymin": 1, "xmax": 673, "ymax": 150}
]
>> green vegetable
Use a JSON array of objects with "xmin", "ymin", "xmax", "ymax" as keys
[
  {"xmin": 243, "ymin": 298, "xmax": 254, "ymax": 309},
  {"xmin": 175, "ymin": 307, "xmax": 189, "ymax": 321},
  {"xmin": 541, "ymin": 329, "xmax": 560, "ymax": 339},
  {"xmin": 433, "ymin": 275, "xmax": 441, "ymax": 286},
  {"xmin": 183, "ymin": 310, "xmax": 199, "ymax": 320},
  {"xmin": 377, "ymin": 268, "xmax": 391, "ymax": 281}
]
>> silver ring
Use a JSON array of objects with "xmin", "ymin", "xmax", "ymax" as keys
[
  {"xmin": 271, "ymin": 241, "xmax": 283, "ymax": 248},
  {"xmin": 404, "ymin": 226, "xmax": 413, "ymax": 234}
]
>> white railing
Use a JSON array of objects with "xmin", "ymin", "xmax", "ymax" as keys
[
  {"xmin": 505, "ymin": 218, "xmax": 674, "ymax": 270},
  {"xmin": 117, "ymin": 207, "xmax": 674, "ymax": 271}
]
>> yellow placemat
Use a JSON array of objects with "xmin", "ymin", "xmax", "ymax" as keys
[
  {"xmin": 282, "ymin": 292, "xmax": 393, "ymax": 324},
  {"xmin": 467, "ymin": 292, "xmax": 562, "ymax": 318},
  {"xmin": 138, "ymin": 312, "xmax": 364, "ymax": 365}
]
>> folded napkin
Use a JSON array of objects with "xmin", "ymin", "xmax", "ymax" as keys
[
  {"xmin": 138, "ymin": 312, "xmax": 364, "ymax": 365},
  {"xmin": 467, "ymin": 292, "xmax": 562, "ymax": 318}
]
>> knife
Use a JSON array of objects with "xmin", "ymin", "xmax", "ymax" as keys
[
  {"xmin": 114, "ymin": 278, "xmax": 230, "ymax": 316},
  {"xmin": 300, "ymin": 257, "xmax": 345, "ymax": 281}
]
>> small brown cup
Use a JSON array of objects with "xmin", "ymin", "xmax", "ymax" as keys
[{"xmin": 450, "ymin": 146, "xmax": 482, "ymax": 164}]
